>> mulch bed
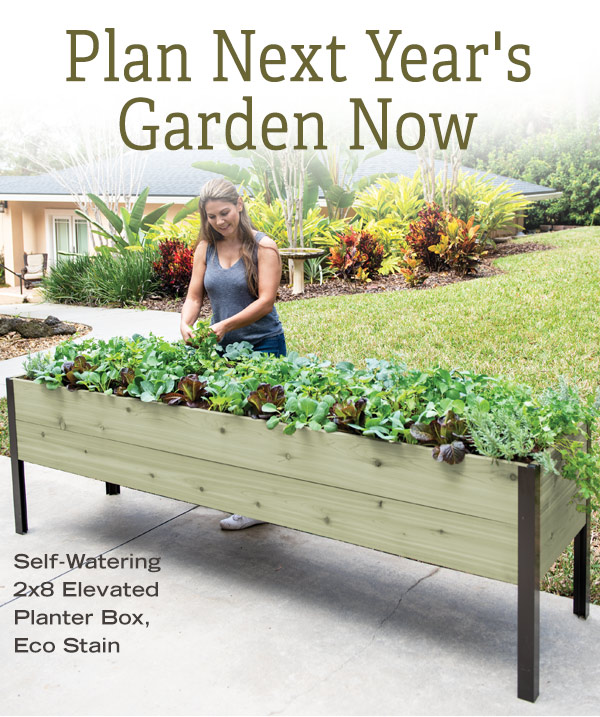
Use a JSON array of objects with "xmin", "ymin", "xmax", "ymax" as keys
[
  {"xmin": 139, "ymin": 240, "xmax": 554, "ymax": 315},
  {"xmin": 0, "ymin": 321, "xmax": 93, "ymax": 361}
]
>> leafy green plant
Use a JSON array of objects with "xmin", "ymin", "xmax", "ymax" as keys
[
  {"xmin": 304, "ymin": 255, "xmax": 336, "ymax": 285},
  {"xmin": 353, "ymin": 175, "xmax": 424, "ymax": 250},
  {"xmin": 114, "ymin": 367, "xmax": 136, "ymax": 397},
  {"xmin": 448, "ymin": 172, "xmax": 531, "ymax": 243},
  {"xmin": 244, "ymin": 193, "xmax": 348, "ymax": 249},
  {"xmin": 307, "ymin": 146, "xmax": 394, "ymax": 221},
  {"xmin": 186, "ymin": 320, "xmax": 221, "ymax": 358},
  {"xmin": 42, "ymin": 248, "xmax": 159, "ymax": 307},
  {"xmin": 410, "ymin": 410, "xmax": 469, "ymax": 464},
  {"xmin": 247, "ymin": 383, "xmax": 286, "ymax": 419},
  {"xmin": 329, "ymin": 397, "xmax": 368, "ymax": 433},
  {"xmin": 62, "ymin": 356, "xmax": 95, "ymax": 391},
  {"xmin": 75, "ymin": 188, "xmax": 177, "ymax": 255}
]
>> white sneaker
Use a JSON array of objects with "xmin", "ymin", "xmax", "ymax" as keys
[{"xmin": 219, "ymin": 514, "xmax": 266, "ymax": 530}]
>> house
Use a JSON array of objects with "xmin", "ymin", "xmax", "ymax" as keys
[{"xmin": 0, "ymin": 149, "xmax": 561, "ymax": 287}]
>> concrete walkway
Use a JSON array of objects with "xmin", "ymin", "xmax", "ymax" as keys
[
  {"xmin": 0, "ymin": 303, "xmax": 599, "ymax": 715},
  {"xmin": 0, "ymin": 302, "xmax": 181, "ymax": 398}
]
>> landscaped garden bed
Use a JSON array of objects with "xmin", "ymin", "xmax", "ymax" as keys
[
  {"xmin": 8, "ymin": 328, "xmax": 598, "ymax": 702},
  {"xmin": 0, "ymin": 314, "xmax": 92, "ymax": 360},
  {"xmin": 137, "ymin": 239, "xmax": 554, "ymax": 314}
]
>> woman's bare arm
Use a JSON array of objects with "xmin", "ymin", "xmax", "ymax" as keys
[{"xmin": 180, "ymin": 240, "xmax": 208, "ymax": 342}]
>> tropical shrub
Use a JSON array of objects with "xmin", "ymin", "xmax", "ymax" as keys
[
  {"xmin": 403, "ymin": 204, "xmax": 447, "ymax": 272},
  {"xmin": 353, "ymin": 176, "xmax": 423, "ymax": 251},
  {"xmin": 428, "ymin": 216, "xmax": 486, "ymax": 276},
  {"xmin": 146, "ymin": 213, "xmax": 201, "ymax": 247},
  {"xmin": 448, "ymin": 172, "xmax": 532, "ymax": 243},
  {"xmin": 377, "ymin": 253, "xmax": 405, "ymax": 277},
  {"xmin": 75, "ymin": 190, "xmax": 198, "ymax": 255},
  {"xmin": 399, "ymin": 254, "xmax": 424, "ymax": 287},
  {"xmin": 152, "ymin": 240, "xmax": 194, "ymax": 297},
  {"xmin": 353, "ymin": 172, "xmax": 528, "ymax": 251},
  {"xmin": 307, "ymin": 146, "xmax": 393, "ymax": 221},
  {"xmin": 329, "ymin": 229, "xmax": 385, "ymax": 282},
  {"xmin": 400, "ymin": 204, "xmax": 486, "ymax": 283},
  {"xmin": 244, "ymin": 193, "xmax": 348, "ymax": 249}
]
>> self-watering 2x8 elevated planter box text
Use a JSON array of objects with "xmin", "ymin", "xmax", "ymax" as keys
[{"xmin": 6, "ymin": 376, "xmax": 591, "ymax": 703}]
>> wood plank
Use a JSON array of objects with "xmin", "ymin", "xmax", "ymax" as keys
[
  {"xmin": 16, "ymin": 420, "xmax": 519, "ymax": 583},
  {"xmin": 13, "ymin": 379, "xmax": 520, "ymax": 524},
  {"xmin": 540, "ymin": 469, "xmax": 586, "ymax": 575}
]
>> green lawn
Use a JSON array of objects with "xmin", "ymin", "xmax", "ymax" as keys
[
  {"xmin": 279, "ymin": 228, "xmax": 600, "ymax": 396},
  {"xmin": 277, "ymin": 227, "xmax": 600, "ymax": 604}
]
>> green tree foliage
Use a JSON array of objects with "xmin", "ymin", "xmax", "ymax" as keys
[{"xmin": 464, "ymin": 111, "xmax": 600, "ymax": 227}]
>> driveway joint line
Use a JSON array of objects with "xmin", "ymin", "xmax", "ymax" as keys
[{"xmin": 268, "ymin": 566, "xmax": 441, "ymax": 716}]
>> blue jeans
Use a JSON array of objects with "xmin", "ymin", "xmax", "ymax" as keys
[{"xmin": 250, "ymin": 333, "xmax": 287, "ymax": 357}]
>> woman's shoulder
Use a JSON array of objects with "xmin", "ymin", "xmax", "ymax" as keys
[
  {"xmin": 253, "ymin": 231, "xmax": 278, "ymax": 251},
  {"xmin": 194, "ymin": 239, "xmax": 210, "ymax": 262}
]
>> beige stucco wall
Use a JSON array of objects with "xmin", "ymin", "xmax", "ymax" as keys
[{"xmin": 0, "ymin": 211, "xmax": 11, "ymax": 278}]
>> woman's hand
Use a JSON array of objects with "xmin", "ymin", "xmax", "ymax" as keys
[
  {"xmin": 180, "ymin": 323, "xmax": 194, "ymax": 343},
  {"xmin": 209, "ymin": 320, "xmax": 229, "ymax": 342}
]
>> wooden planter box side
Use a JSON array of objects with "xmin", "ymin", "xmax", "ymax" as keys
[{"xmin": 12, "ymin": 379, "xmax": 585, "ymax": 584}]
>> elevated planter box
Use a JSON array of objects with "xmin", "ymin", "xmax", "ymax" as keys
[{"xmin": 7, "ymin": 377, "xmax": 591, "ymax": 702}]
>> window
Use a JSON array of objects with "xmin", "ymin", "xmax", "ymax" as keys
[{"xmin": 52, "ymin": 216, "xmax": 89, "ymax": 258}]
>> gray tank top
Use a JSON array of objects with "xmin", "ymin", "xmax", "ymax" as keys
[{"xmin": 204, "ymin": 231, "xmax": 283, "ymax": 346}]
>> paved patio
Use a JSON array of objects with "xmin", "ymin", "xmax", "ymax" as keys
[{"xmin": 0, "ymin": 284, "xmax": 44, "ymax": 305}]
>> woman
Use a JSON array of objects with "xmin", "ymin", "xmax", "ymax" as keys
[{"xmin": 180, "ymin": 178, "xmax": 286, "ymax": 530}]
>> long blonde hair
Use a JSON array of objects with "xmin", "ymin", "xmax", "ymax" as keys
[{"xmin": 197, "ymin": 178, "xmax": 260, "ymax": 297}]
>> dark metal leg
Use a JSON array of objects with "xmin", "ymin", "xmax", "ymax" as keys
[
  {"xmin": 573, "ymin": 504, "xmax": 590, "ymax": 618},
  {"xmin": 6, "ymin": 378, "xmax": 28, "ymax": 534},
  {"xmin": 518, "ymin": 464, "xmax": 540, "ymax": 703},
  {"xmin": 105, "ymin": 483, "xmax": 121, "ymax": 495}
]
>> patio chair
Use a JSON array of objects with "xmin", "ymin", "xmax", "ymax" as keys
[{"xmin": 19, "ymin": 252, "xmax": 48, "ymax": 294}]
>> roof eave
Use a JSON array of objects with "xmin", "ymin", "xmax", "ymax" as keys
[
  {"xmin": 0, "ymin": 193, "xmax": 198, "ymax": 204},
  {"xmin": 523, "ymin": 191, "xmax": 563, "ymax": 201}
]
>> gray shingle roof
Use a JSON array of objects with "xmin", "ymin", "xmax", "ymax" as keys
[
  {"xmin": 352, "ymin": 150, "xmax": 557, "ymax": 196},
  {"xmin": 0, "ymin": 148, "xmax": 557, "ymax": 198}
]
